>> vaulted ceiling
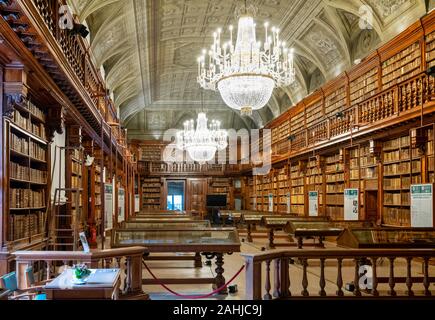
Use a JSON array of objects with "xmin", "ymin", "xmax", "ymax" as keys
[{"xmin": 67, "ymin": 0, "xmax": 429, "ymax": 140}]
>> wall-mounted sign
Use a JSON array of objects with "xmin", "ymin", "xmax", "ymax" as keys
[
  {"xmin": 134, "ymin": 194, "xmax": 140, "ymax": 213},
  {"xmin": 344, "ymin": 189, "xmax": 359, "ymax": 220},
  {"xmin": 118, "ymin": 188, "xmax": 125, "ymax": 223},
  {"xmin": 268, "ymin": 194, "xmax": 273, "ymax": 212},
  {"xmin": 411, "ymin": 184, "xmax": 434, "ymax": 227},
  {"xmin": 309, "ymin": 191, "xmax": 319, "ymax": 217},
  {"xmin": 104, "ymin": 184, "xmax": 113, "ymax": 230}
]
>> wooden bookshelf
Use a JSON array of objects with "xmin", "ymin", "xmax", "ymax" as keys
[
  {"xmin": 5, "ymin": 97, "xmax": 49, "ymax": 249},
  {"xmin": 325, "ymin": 151, "xmax": 345, "ymax": 220},
  {"xmin": 90, "ymin": 162, "xmax": 103, "ymax": 226},
  {"xmin": 428, "ymin": 126, "xmax": 435, "ymax": 183},
  {"xmin": 350, "ymin": 67, "xmax": 378, "ymax": 107},
  {"xmin": 381, "ymin": 42, "xmax": 420, "ymax": 90},
  {"xmin": 247, "ymin": 177, "xmax": 256, "ymax": 210},
  {"xmin": 290, "ymin": 161, "xmax": 305, "ymax": 216},
  {"xmin": 382, "ymin": 134, "xmax": 422, "ymax": 227},
  {"xmin": 139, "ymin": 144, "xmax": 163, "ymax": 162},
  {"xmin": 277, "ymin": 167, "xmax": 289, "ymax": 213},
  {"xmin": 142, "ymin": 177, "xmax": 162, "ymax": 210},
  {"xmin": 325, "ymin": 86, "xmax": 346, "ymax": 117},
  {"xmin": 290, "ymin": 111, "xmax": 304, "ymax": 133},
  {"xmin": 306, "ymin": 100, "xmax": 324, "ymax": 127},
  {"xmin": 426, "ymin": 31, "xmax": 435, "ymax": 69},
  {"xmin": 305, "ymin": 156, "xmax": 323, "ymax": 215}
]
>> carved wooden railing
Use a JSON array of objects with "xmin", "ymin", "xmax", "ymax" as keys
[
  {"xmin": 272, "ymin": 72, "xmax": 435, "ymax": 158},
  {"xmin": 138, "ymin": 161, "xmax": 238, "ymax": 175},
  {"xmin": 13, "ymin": 247, "xmax": 147, "ymax": 298},
  {"xmin": 243, "ymin": 249, "xmax": 435, "ymax": 300},
  {"xmin": 30, "ymin": 0, "xmax": 118, "ymax": 124}
]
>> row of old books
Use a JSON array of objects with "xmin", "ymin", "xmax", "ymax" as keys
[
  {"xmin": 10, "ymin": 189, "xmax": 46, "ymax": 208},
  {"xmin": 12, "ymin": 110, "xmax": 47, "ymax": 140},
  {"xmin": 9, "ymin": 211, "xmax": 45, "ymax": 240},
  {"xmin": 10, "ymin": 162, "xmax": 47, "ymax": 183}
]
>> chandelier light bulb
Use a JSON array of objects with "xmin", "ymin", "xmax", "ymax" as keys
[{"xmin": 197, "ymin": 7, "xmax": 296, "ymax": 116}]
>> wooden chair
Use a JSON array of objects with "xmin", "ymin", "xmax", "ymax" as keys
[{"xmin": 0, "ymin": 268, "xmax": 46, "ymax": 300}]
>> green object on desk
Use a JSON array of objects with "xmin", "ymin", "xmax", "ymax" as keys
[{"xmin": 74, "ymin": 265, "xmax": 91, "ymax": 279}]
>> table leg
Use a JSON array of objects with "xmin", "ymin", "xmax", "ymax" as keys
[
  {"xmin": 194, "ymin": 253, "xmax": 202, "ymax": 268},
  {"xmin": 222, "ymin": 217, "xmax": 226, "ymax": 227},
  {"xmin": 213, "ymin": 254, "xmax": 227, "ymax": 294},
  {"xmin": 247, "ymin": 223, "xmax": 253, "ymax": 243},
  {"xmin": 297, "ymin": 237, "xmax": 303, "ymax": 249},
  {"xmin": 268, "ymin": 229, "xmax": 275, "ymax": 249},
  {"xmin": 319, "ymin": 237, "xmax": 325, "ymax": 248}
]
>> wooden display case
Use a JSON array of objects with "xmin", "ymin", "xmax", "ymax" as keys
[{"xmin": 337, "ymin": 228, "xmax": 435, "ymax": 248}]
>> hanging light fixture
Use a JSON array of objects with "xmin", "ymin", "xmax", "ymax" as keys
[
  {"xmin": 177, "ymin": 113, "xmax": 228, "ymax": 163},
  {"xmin": 197, "ymin": 0, "xmax": 296, "ymax": 116},
  {"xmin": 176, "ymin": 91, "xmax": 228, "ymax": 163}
]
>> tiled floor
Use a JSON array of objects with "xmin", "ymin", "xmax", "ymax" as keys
[{"xmin": 138, "ymin": 233, "xmax": 435, "ymax": 300}]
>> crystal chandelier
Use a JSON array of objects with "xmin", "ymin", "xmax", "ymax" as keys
[
  {"xmin": 177, "ymin": 113, "xmax": 228, "ymax": 163},
  {"xmin": 197, "ymin": 2, "xmax": 296, "ymax": 116}
]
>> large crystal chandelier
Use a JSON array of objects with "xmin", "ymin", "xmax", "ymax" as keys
[
  {"xmin": 197, "ymin": 2, "xmax": 296, "ymax": 116},
  {"xmin": 177, "ymin": 113, "xmax": 228, "ymax": 163}
]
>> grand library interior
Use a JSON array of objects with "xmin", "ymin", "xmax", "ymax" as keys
[{"xmin": 0, "ymin": 0, "xmax": 434, "ymax": 304}]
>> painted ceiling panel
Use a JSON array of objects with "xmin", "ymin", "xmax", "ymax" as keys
[{"xmin": 67, "ymin": 0, "xmax": 426, "ymax": 140}]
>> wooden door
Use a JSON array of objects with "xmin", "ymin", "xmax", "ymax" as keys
[
  {"xmin": 187, "ymin": 179, "xmax": 207, "ymax": 212},
  {"xmin": 365, "ymin": 191, "xmax": 378, "ymax": 221}
]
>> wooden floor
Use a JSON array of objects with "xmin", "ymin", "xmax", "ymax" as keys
[{"xmin": 132, "ymin": 233, "xmax": 435, "ymax": 300}]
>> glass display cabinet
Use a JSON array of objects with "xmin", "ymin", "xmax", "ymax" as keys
[
  {"xmin": 111, "ymin": 228, "xmax": 241, "ymax": 253},
  {"xmin": 284, "ymin": 221, "xmax": 343, "ymax": 248},
  {"xmin": 111, "ymin": 227, "xmax": 241, "ymax": 294},
  {"xmin": 121, "ymin": 220, "xmax": 211, "ymax": 229},
  {"xmin": 337, "ymin": 228, "xmax": 435, "ymax": 248}
]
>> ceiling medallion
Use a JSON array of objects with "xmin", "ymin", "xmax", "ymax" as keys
[
  {"xmin": 176, "ymin": 113, "xmax": 228, "ymax": 163},
  {"xmin": 197, "ymin": 1, "xmax": 295, "ymax": 116}
]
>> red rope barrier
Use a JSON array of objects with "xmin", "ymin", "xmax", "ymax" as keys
[{"xmin": 142, "ymin": 261, "xmax": 245, "ymax": 299}]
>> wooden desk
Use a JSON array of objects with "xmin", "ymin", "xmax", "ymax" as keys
[
  {"xmin": 45, "ymin": 269, "xmax": 121, "ymax": 300},
  {"xmin": 111, "ymin": 228, "xmax": 241, "ymax": 294},
  {"xmin": 284, "ymin": 221, "xmax": 343, "ymax": 249},
  {"xmin": 262, "ymin": 216, "xmax": 330, "ymax": 249},
  {"xmin": 242, "ymin": 212, "xmax": 298, "ymax": 242}
]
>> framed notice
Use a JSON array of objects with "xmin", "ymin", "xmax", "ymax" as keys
[
  {"xmin": 411, "ymin": 184, "xmax": 434, "ymax": 227},
  {"xmin": 344, "ymin": 189, "xmax": 359, "ymax": 220},
  {"xmin": 134, "ymin": 194, "xmax": 140, "ymax": 213},
  {"xmin": 309, "ymin": 191, "xmax": 319, "ymax": 217},
  {"xmin": 268, "ymin": 194, "xmax": 273, "ymax": 212},
  {"xmin": 104, "ymin": 184, "xmax": 113, "ymax": 230},
  {"xmin": 118, "ymin": 188, "xmax": 125, "ymax": 223}
]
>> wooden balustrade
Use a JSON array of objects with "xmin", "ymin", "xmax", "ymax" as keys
[
  {"xmin": 138, "ymin": 161, "xmax": 242, "ymax": 176},
  {"xmin": 243, "ymin": 249, "xmax": 435, "ymax": 300},
  {"xmin": 271, "ymin": 72, "xmax": 434, "ymax": 158},
  {"xmin": 31, "ymin": 0, "xmax": 118, "ymax": 125},
  {"xmin": 13, "ymin": 247, "xmax": 147, "ymax": 298}
]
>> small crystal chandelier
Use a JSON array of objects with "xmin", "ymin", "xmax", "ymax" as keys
[
  {"xmin": 177, "ymin": 113, "xmax": 228, "ymax": 163},
  {"xmin": 197, "ymin": 1, "xmax": 296, "ymax": 116}
]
